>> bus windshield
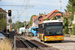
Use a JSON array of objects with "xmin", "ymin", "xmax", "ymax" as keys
[
  {"xmin": 33, "ymin": 28, "xmax": 38, "ymax": 31},
  {"xmin": 45, "ymin": 26, "xmax": 63, "ymax": 36}
]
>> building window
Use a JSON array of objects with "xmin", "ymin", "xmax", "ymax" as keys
[
  {"xmin": 40, "ymin": 20, "xmax": 41, "ymax": 21},
  {"xmin": 57, "ymin": 16, "xmax": 61, "ymax": 19},
  {"xmin": 39, "ymin": 16, "xmax": 43, "ymax": 18}
]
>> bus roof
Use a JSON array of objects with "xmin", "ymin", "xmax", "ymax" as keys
[
  {"xmin": 39, "ymin": 20, "xmax": 63, "ymax": 24},
  {"xmin": 19, "ymin": 27, "xmax": 25, "ymax": 30}
]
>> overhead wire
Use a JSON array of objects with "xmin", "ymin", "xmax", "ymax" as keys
[{"xmin": 17, "ymin": 0, "xmax": 26, "ymax": 17}]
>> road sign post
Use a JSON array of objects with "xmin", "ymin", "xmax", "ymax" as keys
[{"xmin": 8, "ymin": 10, "xmax": 12, "ymax": 31}]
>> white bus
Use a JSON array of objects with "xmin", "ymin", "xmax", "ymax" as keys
[{"xmin": 18, "ymin": 27, "xmax": 26, "ymax": 35}]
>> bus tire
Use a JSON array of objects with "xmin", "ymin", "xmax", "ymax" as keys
[
  {"xmin": 21, "ymin": 32, "xmax": 24, "ymax": 36},
  {"xmin": 59, "ymin": 41, "xmax": 62, "ymax": 42},
  {"xmin": 31, "ymin": 33, "xmax": 34, "ymax": 37},
  {"xmin": 41, "ymin": 40, "xmax": 43, "ymax": 42}
]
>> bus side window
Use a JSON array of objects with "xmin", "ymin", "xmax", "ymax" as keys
[
  {"xmin": 38, "ymin": 28, "xmax": 41, "ymax": 33},
  {"xmin": 42, "ymin": 28, "xmax": 45, "ymax": 33}
]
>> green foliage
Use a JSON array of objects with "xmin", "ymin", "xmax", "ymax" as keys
[
  {"xmin": 64, "ymin": 0, "xmax": 75, "ymax": 34},
  {"xmin": 52, "ymin": 16, "xmax": 57, "ymax": 20},
  {"xmin": 64, "ymin": 26, "xmax": 69, "ymax": 34},
  {"xmin": 72, "ymin": 24, "xmax": 75, "ymax": 35},
  {"xmin": 64, "ymin": 17, "xmax": 68, "ymax": 26},
  {"xmin": 0, "ymin": 14, "xmax": 3, "ymax": 19},
  {"xmin": 12, "ymin": 21, "xmax": 24, "ymax": 29},
  {"xmin": 70, "ymin": 15, "xmax": 74, "ymax": 20},
  {"xmin": 63, "ymin": 17, "xmax": 69, "ymax": 34},
  {"xmin": 39, "ymin": 13, "xmax": 44, "ymax": 15},
  {"xmin": 65, "ymin": 0, "xmax": 75, "ymax": 21},
  {"xmin": 45, "ymin": 17, "xmax": 50, "ymax": 20},
  {"xmin": 0, "ymin": 18, "xmax": 7, "ymax": 30},
  {"xmin": 65, "ymin": 0, "xmax": 75, "ymax": 13},
  {"xmin": 28, "ymin": 15, "xmax": 36, "ymax": 27}
]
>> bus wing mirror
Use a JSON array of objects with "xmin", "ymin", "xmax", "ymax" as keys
[{"xmin": 63, "ymin": 25, "xmax": 65, "ymax": 29}]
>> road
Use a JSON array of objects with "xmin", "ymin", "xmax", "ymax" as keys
[{"xmin": 30, "ymin": 37, "xmax": 75, "ymax": 50}]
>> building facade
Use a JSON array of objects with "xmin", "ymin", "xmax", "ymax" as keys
[
  {"xmin": 32, "ymin": 9, "xmax": 63, "ymax": 27},
  {"xmin": 0, "ymin": 8, "xmax": 7, "ymax": 32}
]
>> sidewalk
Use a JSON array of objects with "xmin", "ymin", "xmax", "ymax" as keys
[{"xmin": 64, "ymin": 37, "xmax": 75, "ymax": 41}]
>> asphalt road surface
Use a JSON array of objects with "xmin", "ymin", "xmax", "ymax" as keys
[{"xmin": 30, "ymin": 37, "xmax": 75, "ymax": 50}]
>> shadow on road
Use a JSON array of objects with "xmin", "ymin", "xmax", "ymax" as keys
[
  {"xmin": 63, "ymin": 40, "xmax": 75, "ymax": 43},
  {"xmin": 44, "ymin": 40, "xmax": 75, "ymax": 43}
]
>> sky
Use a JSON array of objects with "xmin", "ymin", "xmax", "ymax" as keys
[{"xmin": 0, "ymin": 0, "xmax": 68, "ymax": 23}]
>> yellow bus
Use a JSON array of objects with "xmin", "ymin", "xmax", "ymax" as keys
[{"xmin": 38, "ymin": 20, "xmax": 64, "ymax": 42}]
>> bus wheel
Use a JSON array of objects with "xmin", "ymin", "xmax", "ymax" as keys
[
  {"xmin": 41, "ymin": 40, "xmax": 43, "ymax": 42},
  {"xmin": 59, "ymin": 41, "xmax": 62, "ymax": 42},
  {"xmin": 31, "ymin": 33, "xmax": 34, "ymax": 37},
  {"xmin": 22, "ymin": 32, "xmax": 23, "ymax": 35}
]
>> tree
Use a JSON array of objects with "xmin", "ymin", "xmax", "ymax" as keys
[
  {"xmin": 39, "ymin": 13, "xmax": 44, "ymax": 15},
  {"xmin": 72, "ymin": 24, "xmax": 75, "ymax": 35},
  {"xmin": 45, "ymin": 17, "xmax": 50, "ymax": 20},
  {"xmin": 52, "ymin": 16, "xmax": 57, "ymax": 20},
  {"xmin": 28, "ymin": 15, "xmax": 36, "ymax": 27},
  {"xmin": 63, "ymin": 17, "xmax": 69, "ymax": 34},
  {"xmin": 12, "ymin": 21, "xmax": 24, "ymax": 30},
  {"xmin": 64, "ymin": 0, "xmax": 75, "ymax": 20},
  {"xmin": 0, "ymin": 18, "xmax": 7, "ymax": 31},
  {"xmin": 64, "ymin": 0, "xmax": 75, "ymax": 34}
]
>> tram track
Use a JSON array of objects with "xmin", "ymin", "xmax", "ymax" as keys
[
  {"xmin": 30, "ymin": 40, "xmax": 48, "ymax": 47},
  {"xmin": 16, "ymin": 38, "xmax": 28, "ymax": 50},
  {"xmin": 16, "ymin": 36, "xmax": 41, "ymax": 50},
  {"xmin": 16, "ymin": 36, "xmax": 60, "ymax": 50}
]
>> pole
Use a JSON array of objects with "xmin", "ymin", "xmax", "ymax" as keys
[
  {"xmin": 10, "ymin": 0, "xmax": 12, "ymax": 31},
  {"xmin": 59, "ymin": 0, "xmax": 62, "ymax": 12}
]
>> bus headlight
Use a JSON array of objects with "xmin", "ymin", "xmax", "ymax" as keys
[{"xmin": 60, "ymin": 37, "xmax": 64, "ymax": 39}]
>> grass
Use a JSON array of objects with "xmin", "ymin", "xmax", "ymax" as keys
[{"xmin": 0, "ymin": 38, "xmax": 13, "ymax": 50}]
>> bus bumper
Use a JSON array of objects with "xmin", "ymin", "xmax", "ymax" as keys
[{"xmin": 44, "ymin": 36, "xmax": 64, "ymax": 41}]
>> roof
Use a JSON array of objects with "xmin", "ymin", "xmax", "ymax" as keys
[
  {"xmin": 33, "ymin": 16, "xmax": 40, "ymax": 20},
  {"xmin": 0, "ymin": 8, "xmax": 7, "ymax": 13},
  {"xmin": 55, "ymin": 13, "xmax": 62, "ymax": 16},
  {"xmin": 43, "ymin": 9, "xmax": 60, "ymax": 19},
  {"xmin": 64, "ymin": 12, "xmax": 72, "ymax": 17},
  {"xmin": 39, "ymin": 20, "xmax": 63, "ymax": 24}
]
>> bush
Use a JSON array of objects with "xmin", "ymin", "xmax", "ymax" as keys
[
  {"xmin": 64, "ymin": 26, "xmax": 69, "ymax": 34},
  {"xmin": 45, "ymin": 17, "xmax": 50, "ymax": 20},
  {"xmin": 72, "ymin": 24, "xmax": 75, "ymax": 35},
  {"xmin": 52, "ymin": 16, "xmax": 57, "ymax": 20}
]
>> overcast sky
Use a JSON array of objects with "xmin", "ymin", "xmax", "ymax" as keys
[{"xmin": 0, "ymin": 0, "xmax": 68, "ymax": 23}]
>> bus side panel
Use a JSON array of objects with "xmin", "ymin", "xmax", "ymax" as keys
[
  {"xmin": 39, "ymin": 33, "xmax": 44, "ymax": 40},
  {"xmin": 39, "ymin": 33, "xmax": 41, "ymax": 40},
  {"xmin": 44, "ymin": 36, "xmax": 55, "ymax": 41},
  {"xmin": 55, "ymin": 35, "xmax": 64, "ymax": 41},
  {"xmin": 41, "ymin": 34, "xmax": 44, "ymax": 41},
  {"xmin": 44, "ymin": 35, "xmax": 64, "ymax": 41}
]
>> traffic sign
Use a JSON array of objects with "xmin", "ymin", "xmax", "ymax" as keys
[{"xmin": 8, "ymin": 18, "xmax": 12, "ymax": 23}]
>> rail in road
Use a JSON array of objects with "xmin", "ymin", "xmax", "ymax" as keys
[{"xmin": 16, "ymin": 36, "xmax": 60, "ymax": 50}]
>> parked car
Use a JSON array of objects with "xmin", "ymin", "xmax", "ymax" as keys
[{"xmin": 0, "ymin": 32, "xmax": 9, "ymax": 40}]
